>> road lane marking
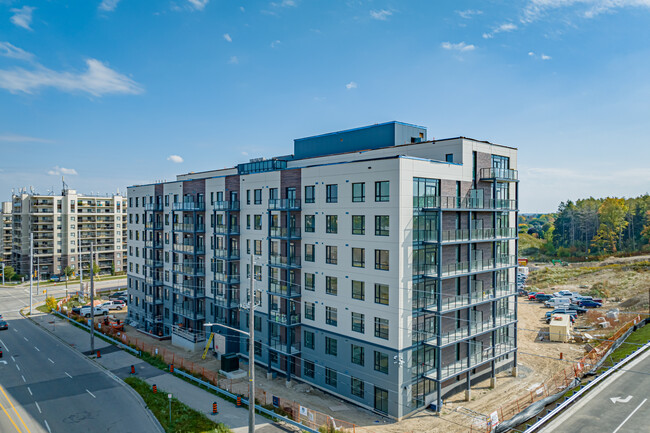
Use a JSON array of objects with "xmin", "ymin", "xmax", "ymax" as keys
[
  {"xmin": 33, "ymin": 347, "xmax": 39, "ymax": 352},
  {"xmin": 27, "ymin": 387, "xmax": 32, "ymax": 396},
  {"xmin": 15, "ymin": 364, "xmax": 20, "ymax": 371},
  {"xmin": 0, "ymin": 398, "xmax": 21, "ymax": 433},
  {"xmin": 47, "ymin": 358, "xmax": 54, "ymax": 364},
  {"xmin": 612, "ymin": 398, "xmax": 647, "ymax": 433},
  {"xmin": 21, "ymin": 376, "xmax": 25, "ymax": 383},
  {"xmin": 610, "ymin": 395, "xmax": 633, "ymax": 404},
  {"xmin": 0, "ymin": 384, "xmax": 31, "ymax": 433},
  {"xmin": 10, "ymin": 356, "xmax": 15, "ymax": 362},
  {"xmin": 86, "ymin": 389, "xmax": 96, "ymax": 398},
  {"xmin": 35, "ymin": 402, "xmax": 41, "ymax": 414},
  {"xmin": 23, "ymin": 337, "xmax": 28, "ymax": 342},
  {"xmin": 65, "ymin": 372, "xmax": 72, "ymax": 378},
  {"xmin": 44, "ymin": 419, "xmax": 51, "ymax": 433},
  {"xmin": 0, "ymin": 338, "xmax": 8, "ymax": 351}
]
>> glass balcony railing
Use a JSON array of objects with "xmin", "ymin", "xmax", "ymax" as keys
[
  {"xmin": 144, "ymin": 203, "xmax": 163, "ymax": 211},
  {"xmin": 427, "ymin": 314, "xmax": 516, "ymax": 346},
  {"xmin": 268, "ymin": 198, "xmax": 301, "ymax": 211},
  {"xmin": 269, "ymin": 310, "xmax": 300, "ymax": 325},
  {"xmin": 214, "ymin": 224, "xmax": 240, "ymax": 235},
  {"xmin": 145, "ymin": 275, "xmax": 163, "ymax": 286},
  {"xmin": 173, "ymin": 202, "xmax": 205, "ymax": 211},
  {"xmin": 213, "ymin": 201, "xmax": 240, "ymax": 211},
  {"xmin": 173, "ymin": 264, "xmax": 205, "ymax": 276},
  {"xmin": 414, "ymin": 196, "xmax": 517, "ymax": 211},
  {"xmin": 172, "ymin": 305, "xmax": 205, "ymax": 320},
  {"xmin": 173, "ymin": 282, "xmax": 205, "ymax": 298},
  {"xmin": 424, "ymin": 283, "xmax": 516, "ymax": 312},
  {"xmin": 173, "ymin": 223, "xmax": 205, "ymax": 233},
  {"xmin": 145, "ymin": 258, "xmax": 163, "ymax": 268},
  {"xmin": 479, "ymin": 167, "xmax": 518, "ymax": 182},
  {"xmin": 212, "ymin": 272, "xmax": 240, "ymax": 285},
  {"xmin": 416, "ymin": 227, "xmax": 518, "ymax": 243},
  {"xmin": 213, "ymin": 248, "xmax": 240, "ymax": 260},
  {"xmin": 269, "ymin": 338, "xmax": 301, "ymax": 355},
  {"xmin": 145, "ymin": 239, "xmax": 163, "ymax": 249},
  {"xmin": 213, "ymin": 296, "xmax": 240, "ymax": 309},
  {"xmin": 269, "ymin": 226, "xmax": 301, "ymax": 238},
  {"xmin": 268, "ymin": 279, "xmax": 301, "ymax": 297},
  {"xmin": 421, "ymin": 255, "xmax": 517, "ymax": 278},
  {"xmin": 269, "ymin": 255, "xmax": 301, "ymax": 268},
  {"xmin": 172, "ymin": 244, "xmax": 205, "ymax": 255}
]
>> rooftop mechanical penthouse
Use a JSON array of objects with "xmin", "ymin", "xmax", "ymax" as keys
[{"xmin": 126, "ymin": 121, "xmax": 519, "ymax": 419}]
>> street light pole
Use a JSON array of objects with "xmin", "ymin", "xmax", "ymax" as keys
[
  {"xmin": 90, "ymin": 241, "xmax": 95, "ymax": 354},
  {"xmin": 79, "ymin": 229, "xmax": 83, "ymax": 297},
  {"xmin": 249, "ymin": 254, "xmax": 255, "ymax": 433},
  {"xmin": 29, "ymin": 232, "xmax": 33, "ymax": 314}
]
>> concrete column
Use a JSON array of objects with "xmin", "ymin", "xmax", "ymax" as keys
[
  {"xmin": 512, "ymin": 365, "xmax": 518, "ymax": 377},
  {"xmin": 465, "ymin": 388, "xmax": 471, "ymax": 401},
  {"xmin": 490, "ymin": 377, "xmax": 497, "ymax": 389}
]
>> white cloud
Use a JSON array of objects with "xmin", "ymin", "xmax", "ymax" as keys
[
  {"xmin": 241, "ymin": 151, "xmax": 249, "ymax": 156},
  {"xmin": 345, "ymin": 81, "xmax": 357, "ymax": 90},
  {"xmin": 441, "ymin": 41, "xmax": 476, "ymax": 52},
  {"xmin": 47, "ymin": 166, "xmax": 78, "ymax": 176},
  {"xmin": 240, "ymin": 6, "xmax": 245, "ymax": 12},
  {"xmin": 0, "ymin": 58, "xmax": 143, "ymax": 96},
  {"xmin": 270, "ymin": 40, "xmax": 281, "ymax": 48},
  {"xmin": 523, "ymin": 0, "xmax": 650, "ymax": 22},
  {"xmin": 99, "ymin": 0, "xmax": 121, "ymax": 12},
  {"xmin": 457, "ymin": 9, "xmax": 483, "ymax": 19},
  {"xmin": 0, "ymin": 42, "xmax": 34, "ymax": 61},
  {"xmin": 223, "ymin": 33, "xmax": 232, "ymax": 42},
  {"xmin": 528, "ymin": 51, "xmax": 535, "ymax": 56},
  {"xmin": 187, "ymin": 0, "xmax": 209, "ymax": 11},
  {"xmin": 271, "ymin": 0, "xmax": 297, "ymax": 7},
  {"xmin": 167, "ymin": 155, "xmax": 184, "ymax": 163},
  {"xmin": 10, "ymin": 6, "xmax": 35, "ymax": 31},
  {"xmin": 370, "ymin": 9, "xmax": 392, "ymax": 20},
  {"xmin": 228, "ymin": 56, "xmax": 239, "ymax": 64},
  {"xmin": 541, "ymin": 54, "xmax": 552, "ymax": 60},
  {"xmin": 482, "ymin": 23, "xmax": 518, "ymax": 39},
  {"xmin": 0, "ymin": 134, "xmax": 52, "ymax": 143}
]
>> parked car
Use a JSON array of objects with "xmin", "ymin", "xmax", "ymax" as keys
[
  {"xmin": 573, "ymin": 295, "xmax": 603, "ymax": 304},
  {"xmin": 79, "ymin": 305, "xmax": 109, "ymax": 318},
  {"xmin": 546, "ymin": 313, "xmax": 576, "ymax": 324},
  {"xmin": 101, "ymin": 300, "xmax": 125, "ymax": 310},
  {"xmin": 109, "ymin": 291, "xmax": 126, "ymax": 299},
  {"xmin": 553, "ymin": 290, "xmax": 576, "ymax": 298},
  {"xmin": 0, "ymin": 320, "xmax": 8, "ymax": 330},
  {"xmin": 71, "ymin": 306, "xmax": 82, "ymax": 315},
  {"xmin": 536, "ymin": 294, "xmax": 555, "ymax": 302},
  {"xmin": 565, "ymin": 304, "xmax": 588, "ymax": 315},
  {"xmin": 545, "ymin": 310, "xmax": 577, "ymax": 323},
  {"xmin": 579, "ymin": 300, "xmax": 603, "ymax": 308},
  {"xmin": 545, "ymin": 297, "xmax": 572, "ymax": 308},
  {"xmin": 528, "ymin": 292, "xmax": 545, "ymax": 300}
]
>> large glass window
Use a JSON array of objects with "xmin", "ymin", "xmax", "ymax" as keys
[
  {"xmin": 375, "ymin": 215, "xmax": 389, "ymax": 236},
  {"xmin": 351, "ymin": 378, "xmax": 364, "ymax": 398},
  {"xmin": 375, "ymin": 181, "xmax": 389, "ymax": 202},
  {"xmin": 254, "ymin": 215, "xmax": 262, "ymax": 230},
  {"xmin": 326, "ymin": 215, "xmax": 338, "ymax": 233},
  {"xmin": 326, "ymin": 245, "xmax": 337, "ymax": 264},
  {"xmin": 304, "ymin": 330, "xmax": 315, "ymax": 349},
  {"xmin": 325, "ymin": 368, "xmax": 337, "ymax": 387},
  {"xmin": 375, "ymin": 283, "xmax": 389, "ymax": 305},
  {"xmin": 352, "ymin": 247, "xmax": 365, "ymax": 268},
  {"xmin": 304, "ymin": 360, "xmax": 315, "ymax": 378},
  {"xmin": 374, "ymin": 387, "xmax": 388, "ymax": 413},
  {"xmin": 304, "ymin": 185, "xmax": 315, "ymax": 203},
  {"xmin": 326, "ymin": 306, "xmax": 337, "ymax": 326},
  {"xmin": 413, "ymin": 177, "xmax": 440, "ymax": 208},
  {"xmin": 305, "ymin": 302, "xmax": 315, "ymax": 320},
  {"xmin": 305, "ymin": 273, "xmax": 315, "ymax": 291},
  {"xmin": 375, "ymin": 249, "xmax": 389, "ymax": 270},
  {"xmin": 374, "ymin": 317, "xmax": 389, "ymax": 340},
  {"xmin": 304, "ymin": 215, "xmax": 315, "ymax": 232},
  {"xmin": 352, "ymin": 215, "xmax": 365, "ymax": 235},
  {"xmin": 352, "ymin": 280, "xmax": 365, "ymax": 300},
  {"xmin": 325, "ymin": 337, "xmax": 338, "ymax": 356},
  {"xmin": 254, "ymin": 189, "xmax": 262, "ymax": 205},
  {"xmin": 352, "ymin": 182, "xmax": 365, "ymax": 202},
  {"xmin": 351, "ymin": 312, "xmax": 365, "ymax": 333},
  {"xmin": 326, "ymin": 276, "xmax": 338, "ymax": 295},
  {"xmin": 374, "ymin": 351, "xmax": 389, "ymax": 374},
  {"xmin": 351, "ymin": 344, "xmax": 365, "ymax": 366},
  {"xmin": 326, "ymin": 184, "xmax": 338, "ymax": 203},
  {"xmin": 305, "ymin": 244, "xmax": 315, "ymax": 262}
]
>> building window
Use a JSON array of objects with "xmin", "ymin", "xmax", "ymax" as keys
[
  {"xmin": 374, "ymin": 387, "xmax": 388, "ymax": 413},
  {"xmin": 326, "ymin": 215, "xmax": 338, "ymax": 234},
  {"xmin": 254, "ymin": 315, "xmax": 262, "ymax": 331},
  {"xmin": 304, "ymin": 185, "xmax": 315, "ymax": 203},
  {"xmin": 305, "ymin": 302, "xmax": 315, "ymax": 320},
  {"xmin": 305, "ymin": 244, "xmax": 315, "ymax": 262},
  {"xmin": 246, "ymin": 189, "xmax": 251, "ymax": 205},
  {"xmin": 254, "ymin": 265, "xmax": 262, "ymax": 281},
  {"xmin": 304, "ymin": 215, "xmax": 315, "ymax": 232},
  {"xmin": 254, "ymin": 189, "xmax": 262, "ymax": 205},
  {"xmin": 254, "ymin": 215, "xmax": 262, "ymax": 230},
  {"xmin": 304, "ymin": 330, "xmax": 315, "ymax": 349},
  {"xmin": 375, "ymin": 317, "xmax": 389, "ymax": 340},
  {"xmin": 246, "ymin": 215, "xmax": 251, "ymax": 230},
  {"xmin": 352, "ymin": 215, "xmax": 365, "ymax": 235},
  {"xmin": 351, "ymin": 344, "xmax": 365, "ymax": 366},
  {"xmin": 375, "ymin": 283, "xmax": 389, "ymax": 305},
  {"xmin": 326, "ymin": 184, "xmax": 338, "ymax": 203},
  {"xmin": 375, "ymin": 215, "xmax": 389, "ymax": 236},
  {"xmin": 375, "ymin": 181, "xmax": 389, "ymax": 202},
  {"xmin": 304, "ymin": 360, "xmax": 315, "ymax": 378},
  {"xmin": 254, "ymin": 240, "xmax": 262, "ymax": 255},
  {"xmin": 351, "ymin": 312, "xmax": 365, "ymax": 333},
  {"xmin": 352, "ymin": 280, "xmax": 365, "ymax": 300},
  {"xmin": 325, "ymin": 337, "xmax": 337, "ymax": 356},
  {"xmin": 325, "ymin": 245, "xmax": 337, "ymax": 265},
  {"xmin": 374, "ymin": 351, "xmax": 389, "ymax": 374},
  {"xmin": 375, "ymin": 249, "xmax": 389, "ymax": 271},
  {"xmin": 325, "ymin": 276, "xmax": 337, "ymax": 295},
  {"xmin": 254, "ymin": 341, "xmax": 262, "ymax": 356},
  {"xmin": 305, "ymin": 273, "xmax": 315, "ymax": 291},
  {"xmin": 269, "ymin": 188, "xmax": 278, "ymax": 201},
  {"xmin": 446, "ymin": 153, "xmax": 454, "ymax": 163},
  {"xmin": 352, "ymin": 248, "xmax": 365, "ymax": 268},
  {"xmin": 351, "ymin": 378, "xmax": 364, "ymax": 398},
  {"xmin": 325, "ymin": 306, "xmax": 337, "ymax": 326},
  {"xmin": 325, "ymin": 368, "xmax": 337, "ymax": 387},
  {"xmin": 352, "ymin": 182, "xmax": 365, "ymax": 202}
]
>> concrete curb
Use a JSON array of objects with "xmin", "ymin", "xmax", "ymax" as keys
[{"xmin": 21, "ymin": 307, "xmax": 166, "ymax": 433}]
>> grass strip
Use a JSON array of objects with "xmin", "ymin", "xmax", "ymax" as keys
[{"xmin": 124, "ymin": 376, "xmax": 231, "ymax": 433}]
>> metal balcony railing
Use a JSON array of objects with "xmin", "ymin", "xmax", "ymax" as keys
[
  {"xmin": 269, "ymin": 311, "xmax": 300, "ymax": 325},
  {"xmin": 213, "ymin": 201, "xmax": 240, "ymax": 211},
  {"xmin": 172, "ymin": 305, "xmax": 205, "ymax": 320},
  {"xmin": 172, "ymin": 202, "xmax": 205, "ymax": 211},
  {"xmin": 268, "ymin": 279, "xmax": 301, "ymax": 297},
  {"xmin": 269, "ymin": 255, "xmax": 301, "ymax": 268},
  {"xmin": 172, "ymin": 325, "xmax": 206, "ymax": 343},
  {"xmin": 214, "ymin": 224, "xmax": 240, "ymax": 235},
  {"xmin": 268, "ymin": 198, "xmax": 301, "ymax": 211},
  {"xmin": 414, "ymin": 196, "xmax": 517, "ymax": 211},
  {"xmin": 269, "ymin": 226, "xmax": 301, "ymax": 238},
  {"xmin": 173, "ymin": 223, "xmax": 205, "ymax": 233},
  {"xmin": 144, "ymin": 203, "xmax": 163, "ymax": 211},
  {"xmin": 479, "ymin": 167, "xmax": 518, "ymax": 182}
]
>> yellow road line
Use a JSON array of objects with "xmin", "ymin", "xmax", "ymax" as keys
[
  {"xmin": 0, "ymin": 385, "xmax": 30, "ymax": 433},
  {"xmin": 0, "ymin": 395, "xmax": 22, "ymax": 433}
]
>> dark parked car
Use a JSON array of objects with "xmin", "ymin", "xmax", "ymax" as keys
[
  {"xmin": 565, "ymin": 305, "xmax": 588, "ymax": 315},
  {"xmin": 579, "ymin": 300, "xmax": 603, "ymax": 308},
  {"xmin": 71, "ymin": 306, "xmax": 82, "ymax": 315},
  {"xmin": 545, "ymin": 310, "xmax": 577, "ymax": 323},
  {"xmin": 536, "ymin": 294, "xmax": 554, "ymax": 302},
  {"xmin": 109, "ymin": 291, "xmax": 127, "ymax": 299},
  {"xmin": 0, "ymin": 320, "xmax": 8, "ymax": 330}
]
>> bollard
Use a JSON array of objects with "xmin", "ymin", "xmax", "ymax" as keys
[
  {"xmin": 97, "ymin": 350, "xmax": 101, "ymax": 358},
  {"xmin": 237, "ymin": 396, "xmax": 241, "ymax": 406},
  {"xmin": 170, "ymin": 363, "xmax": 174, "ymax": 373},
  {"xmin": 213, "ymin": 402, "xmax": 218, "ymax": 414},
  {"xmin": 131, "ymin": 365, "xmax": 135, "ymax": 375},
  {"xmin": 560, "ymin": 352, "xmax": 563, "ymax": 360},
  {"xmin": 153, "ymin": 384, "xmax": 157, "ymax": 394}
]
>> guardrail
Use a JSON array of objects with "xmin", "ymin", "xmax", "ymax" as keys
[{"xmin": 172, "ymin": 368, "xmax": 319, "ymax": 433}]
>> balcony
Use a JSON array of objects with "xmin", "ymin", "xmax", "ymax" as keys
[
  {"xmin": 424, "ymin": 283, "xmax": 516, "ymax": 313},
  {"xmin": 173, "ymin": 282, "xmax": 205, "ymax": 298},
  {"xmin": 213, "ymin": 296, "xmax": 240, "ymax": 309},
  {"xmin": 172, "ymin": 325, "xmax": 206, "ymax": 343},
  {"xmin": 145, "ymin": 239, "xmax": 163, "ymax": 249},
  {"xmin": 213, "ymin": 272, "xmax": 240, "ymax": 285},
  {"xmin": 145, "ymin": 222, "xmax": 163, "ymax": 230},
  {"xmin": 416, "ymin": 227, "xmax": 518, "ymax": 244},
  {"xmin": 172, "ymin": 243, "xmax": 205, "ymax": 255},
  {"xmin": 414, "ymin": 196, "xmax": 517, "ymax": 211},
  {"xmin": 145, "ymin": 275, "xmax": 163, "ymax": 286},
  {"xmin": 213, "ymin": 248, "xmax": 240, "ymax": 261},
  {"xmin": 213, "ymin": 201, "xmax": 240, "ymax": 212},
  {"xmin": 268, "ymin": 279, "xmax": 301, "ymax": 297},
  {"xmin": 173, "ymin": 223, "xmax": 205, "ymax": 233},
  {"xmin": 173, "ymin": 264, "xmax": 206, "ymax": 277},
  {"xmin": 269, "ymin": 226, "xmax": 301, "ymax": 239},
  {"xmin": 269, "ymin": 310, "xmax": 300, "ymax": 325},
  {"xmin": 173, "ymin": 202, "xmax": 205, "ymax": 212},
  {"xmin": 144, "ymin": 203, "xmax": 163, "ymax": 211},
  {"xmin": 214, "ymin": 224, "xmax": 240, "ymax": 235},
  {"xmin": 269, "ymin": 338, "xmax": 301, "ymax": 355},
  {"xmin": 268, "ymin": 199, "xmax": 301, "ymax": 211},
  {"xmin": 145, "ymin": 259, "xmax": 163, "ymax": 268},
  {"xmin": 479, "ymin": 167, "xmax": 518, "ymax": 182},
  {"xmin": 426, "ymin": 314, "xmax": 517, "ymax": 347},
  {"xmin": 421, "ymin": 255, "xmax": 518, "ymax": 279},
  {"xmin": 173, "ymin": 305, "xmax": 205, "ymax": 320},
  {"xmin": 269, "ymin": 254, "xmax": 301, "ymax": 269},
  {"xmin": 145, "ymin": 294, "xmax": 164, "ymax": 305}
]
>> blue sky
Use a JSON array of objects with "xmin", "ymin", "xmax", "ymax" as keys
[{"xmin": 1, "ymin": 0, "xmax": 649, "ymax": 212}]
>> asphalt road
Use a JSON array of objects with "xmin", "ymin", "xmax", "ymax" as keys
[
  {"xmin": 542, "ymin": 347, "xmax": 650, "ymax": 433},
  {"xmin": 0, "ymin": 287, "xmax": 161, "ymax": 433}
]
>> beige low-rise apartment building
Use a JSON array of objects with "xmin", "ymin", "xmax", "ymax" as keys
[{"xmin": 1, "ymin": 201, "xmax": 12, "ymax": 265}]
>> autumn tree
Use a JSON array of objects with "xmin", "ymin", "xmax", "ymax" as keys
[{"xmin": 591, "ymin": 198, "xmax": 629, "ymax": 253}]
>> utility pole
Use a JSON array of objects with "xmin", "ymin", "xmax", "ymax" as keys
[
  {"xmin": 29, "ymin": 233, "xmax": 33, "ymax": 314},
  {"xmin": 36, "ymin": 256, "xmax": 40, "ymax": 296},
  {"xmin": 2, "ymin": 262, "xmax": 4, "ymax": 286},
  {"xmin": 90, "ymin": 242, "xmax": 95, "ymax": 353},
  {"xmin": 79, "ymin": 230, "xmax": 83, "ymax": 298},
  {"xmin": 249, "ymin": 254, "xmax": 255, "ymax": 433}
]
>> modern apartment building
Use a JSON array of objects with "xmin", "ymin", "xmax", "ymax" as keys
[
  {"xmin": 11, "ymin": 190, "xmax": 128, "ymax": 278},
  {"xmin": 1, "ymin": 202, "xmax": 12, "ymax": 265},
  {"xmin": 127, "ymin": 121, "xmax": 518, "ymax": 419}
]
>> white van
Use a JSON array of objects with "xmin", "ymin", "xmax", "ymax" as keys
[{"xmin": 545, "ymin": 297, "xmax": 572, "ymax": 308}]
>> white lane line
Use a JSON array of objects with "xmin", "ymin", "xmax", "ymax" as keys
[
  {"xmin": 13, "ymin": 328, "xmax": 17, "ymax": 332},
  {"xmin": 27, "ymin": 387, "xmax": 32, "ymax": 396},
  {"xmin": 48, "ymin": 358, "xmax": 54, "ymax": 364},
  {"xmin": 65, "ymin": 372, "xmax": 72, "ymax": 378},
  {"xmin": 23, "ymin": 337, "xmax": 28, "ymax": 342},
  {"xmin": 613, "ymin": 398, "xmax": 648, "ymax": 433},
  {"xmin": 34, "ymin": 346, "xmax": 39, "ymax": 352},
  {"xmin": 15, "ymin": 364, "xmax": 20, "ymax": 371},
  {"xmin": 86, "ymin": 389, "xmax": 96, "ymax": 398},
  {"xmin": 35, "ymin": 401, "xmax": 42, "ymax": 413},
  {"xmin": 0, "ymin": 338, "xmax": 8, "ymax": 351},
  {"xmin": 44, "ymin": 419, "xmax": 51, "ymax": 433},
  {"xmin": 10, "ymin": 356, "xmax": 15, "ymax": 362},
  {"xmin": 21, "ymin": 375, "xmax": 25, "ymax": 382}
]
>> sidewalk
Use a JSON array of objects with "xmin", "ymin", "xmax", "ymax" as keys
[{"xmin": 30, "ymin": 312, "xmax": 291, "ymax": 433}]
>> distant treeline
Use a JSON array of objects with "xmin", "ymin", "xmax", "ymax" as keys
[{"xmin": 519, "ymin": 195, "xmax": 650, "ymax": 258}]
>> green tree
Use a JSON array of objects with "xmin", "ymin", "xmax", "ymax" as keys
[
  {"xmin": 45, "ymin": 296, "xmax": 58, "ymax": 311},
  {"xmin": 591, "ymin": 198, "xmax": 629, "ymax": 253},
  {"xmin": 63, "ymin": 266, "xmax": 74, "ymax": 289},
  {"xmin": 641, "ymin": 210, "xmax": 650, "ymax": 243},
  {"xmin": 2, "ymin": 264, "xmax": 16, "ymax": 282}
]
